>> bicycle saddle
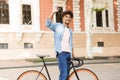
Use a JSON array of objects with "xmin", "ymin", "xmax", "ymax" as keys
[{"xmin": 37, "ymin": 54, "xmax": 50, "ymax": 58}]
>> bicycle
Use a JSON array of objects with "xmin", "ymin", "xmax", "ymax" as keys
[{"xmin": 17, "ymin": 54, "xmax": 99, "ymax": 80}]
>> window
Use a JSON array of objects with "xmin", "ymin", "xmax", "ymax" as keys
[
  {"xmin": 56, "ymin": 7, "xmax": 63, "ymax": 23},
  {"xmin": 0, "ymin": 1, "xmax": 9, "ymax": 24},
  {"xmin": 92, "ymin": 1, "xmax": 114, "ymax": 31},
  {"xmin": 0, "ymin": 43, "xmax": 8, "ymax": 49},
  {"xmin": 105, "ymin": 10, "xmax": 109, "ymax": 27},
  {"xmin": 24, "ymin": 43, "xmax": 33, "ymax": 49},
  {"xmin": 97, "ymin": 42, "xmax": 104, "ymax": 47},
  {"xmin": 96, "ymin": 11, "xmax": 103, "ymax": 27},
  {"xmin": 22, "ymin": 5, "xmax": 32, "ymax": 25},
  {"xmin": 94, "ymin": 9, "xmax": 110, "ymax": 28}
]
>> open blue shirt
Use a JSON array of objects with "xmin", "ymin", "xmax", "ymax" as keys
[{"xmin": 46, "ymin": 18, "xmax": 73, "ymax": 55}]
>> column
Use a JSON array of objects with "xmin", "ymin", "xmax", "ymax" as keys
[{"xmin": 84, "ymin": 0, "xmax": 93, "ymax": 58}]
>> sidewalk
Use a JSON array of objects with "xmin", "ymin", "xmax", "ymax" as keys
[{"xmin": 0, "ymin": 57, "xmax": 120, "ymax": 69}]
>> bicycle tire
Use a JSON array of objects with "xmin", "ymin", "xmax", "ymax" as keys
[
  {"xmin": 68, "ymin": 68, "xmax": 99, "ymax": 80},
  {"xmin": 17, "ymin": 70, "xmax": 47, "ymax": 80}
]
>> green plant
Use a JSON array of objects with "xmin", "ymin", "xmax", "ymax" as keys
[{"xmin": 92, "ymin": 7, "xmax": 105, "ymax": 12}]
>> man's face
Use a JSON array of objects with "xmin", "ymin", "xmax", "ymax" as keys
[{"xmin": 62, "ymin": 14, "xmax": 72, "ymax": 25}]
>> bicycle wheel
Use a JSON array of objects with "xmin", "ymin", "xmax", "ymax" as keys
[
  {"xmin": 68, "ymin": 68, "xmax": 99, "ymax": 80},
  {"xmin": 17, "ymin": 70, "xmax": 47, "ymax": 80}
]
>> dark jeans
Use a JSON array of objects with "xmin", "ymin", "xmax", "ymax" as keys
[{"xmin": 57, "ymin": 51, "xmax": 71, "ymax": 80}]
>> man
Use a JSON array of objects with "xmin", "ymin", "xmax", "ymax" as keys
[{"xmin": 46, "ymin": 8, "xmax": 75, "ymax": 80}]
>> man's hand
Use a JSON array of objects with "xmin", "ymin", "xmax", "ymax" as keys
[
  {"xmin": 53, "ymin": 6, "xmax": 59, "ymax": 13},
  {"xmin": 48, "ymin": 7, "xmax": 60, "ymax": 20},
  {"xmin": 72, "ymin": 48, "xmax": 76, "ymax": 58}
]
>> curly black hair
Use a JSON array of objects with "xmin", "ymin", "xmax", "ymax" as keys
[{"xmin": 62, "ymin": 10, "xmax": 73, "ymax": 18}]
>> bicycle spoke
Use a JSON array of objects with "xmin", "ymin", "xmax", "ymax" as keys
[{"xmin": 17, "ymin": 70, "xmax": 47, "ymax": 80}]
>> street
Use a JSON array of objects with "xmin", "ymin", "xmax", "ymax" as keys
[{"xmin": 0, "ymin": 63, "xmax": 120, "ymax": 80}]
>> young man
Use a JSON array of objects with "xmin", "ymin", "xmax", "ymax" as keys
[{"xmin": 46, "ymin": 8, "xmax": 75, "ymax": 80}]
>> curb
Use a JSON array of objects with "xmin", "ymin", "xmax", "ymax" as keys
[{"xmin": 0, "ymin": 59, "xmax": 120, "ymax": 70}]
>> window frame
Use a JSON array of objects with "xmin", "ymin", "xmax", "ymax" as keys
[
  {"xmin": 97, "ymin": 42, "xmax": 104, "ymax": 47},
  {"xmin": 91, "ymin": 0, "xmax": 114, "ymax": 31},
  {"xmin": 24, "ymin": 43, "xmax": 33, "ymax": 49},
  {"xmin": 0, "ymin": 1, "xmax": 9, "ymax": 24},
  {"xmin": 0, "ymin": 43, "xmax": 8, "ymax": 49},
  {"xmin": 22, "ymin": 4, "xmax": 32, "ymax": 25}
]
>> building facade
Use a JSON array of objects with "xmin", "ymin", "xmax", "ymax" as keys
[{"xmin": 0, "ymin": 0, "xmax": 120, "ymax": 59}]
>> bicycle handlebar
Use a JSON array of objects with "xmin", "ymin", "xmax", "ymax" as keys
[{"xmin": 70, "ymin": 58, "xmax": 84, "ymax": 68}]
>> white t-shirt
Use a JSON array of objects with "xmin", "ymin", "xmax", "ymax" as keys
[{"xmin": 61, "ymin": 27, "xmax": 70, "ymax": 52}]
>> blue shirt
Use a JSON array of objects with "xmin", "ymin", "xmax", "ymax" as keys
[{"xmin": 46, "ymin": 18, "xmax": 73, "ymax": 55}]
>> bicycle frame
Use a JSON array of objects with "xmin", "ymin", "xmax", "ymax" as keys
[
  {"xmin": 36, "ymin": 57, "xmax": 51, "ymax": 80},
  {"xmin": 37, "ymin": 56, "xmax": 83, "ymax": 80}
]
